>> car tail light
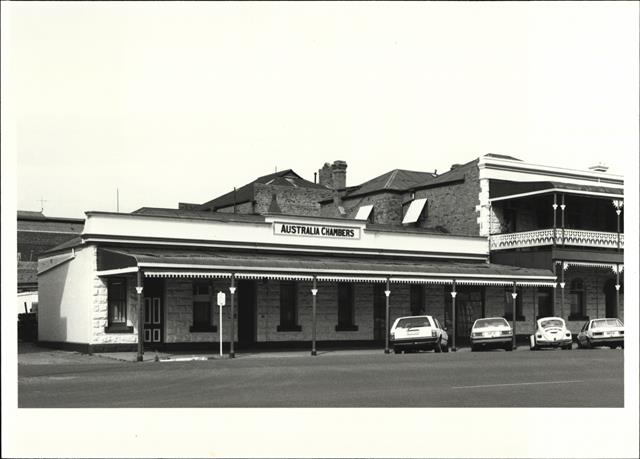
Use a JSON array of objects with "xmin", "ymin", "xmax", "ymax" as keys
[
  {"xmin": 501, "ymin": 330, "xmax": 511, "ymax": 335},
  {"xmin": 536, "ymin": 335, "xmax": 542, "ymax": 338},
  {"xmin": 565, "ymin": 333, "xmax": 571, "ymax": 337},
  {"xmin": 472, "ymin": 332, "xmax": 482, "ymax": 337},
  {"xmin": 593, "ymin": 332, "xmax": 603, "ymax": 336}
]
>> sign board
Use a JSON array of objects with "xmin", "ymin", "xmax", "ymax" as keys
[
  {"xmin": 217, "ymin": 291, "xmax": 226, "ymax": 306},
  {"xmin": 273, "ymin": 221, "xmax": 360, "ymax": 240}
]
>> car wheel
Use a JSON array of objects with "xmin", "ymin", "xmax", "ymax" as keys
[
  {"xmin": 470, "ymin": 344, "xmax": 477, "ymax": 352},
  {"xmin": 530, "ymin": 340, "xmax": 537, "ymax": 351},
  {"xmin": 434, "ymin": 339, "xmax": 442, "ymax": 353},
  {"xmin": 564, "ymin": 343, "xmax": 572, "ymax": 350},
  {"xmin": 577, "ymin": 340, "xmax": 583, "ymax": 349},
  {"xmin": 610, "ymin": 345, "xmax": 617, "ymax": 350},
  {"xmin": 505, "ymin": 345, "xmax": 513, "ymax": 352},
  {"xmin": 393, "ymin": 347, "xmax": 400, "ymax": 354}
]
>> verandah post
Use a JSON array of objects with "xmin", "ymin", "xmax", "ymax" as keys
[
  {"xmin": 511, "ymin": 281, "xmax": 518, "ymax": 350},
  {"xmin": 451, "ymin": 280, "xmax": 457, "ymax": 352},
  {"xmin": 311, "ymin": 276, "xmax": 318, "ymax": 356},
  {"xmin": 229, "ymin": 274, "xmax": 236, "ymax": 359},
  {"xmin": 384, "ymin": 277, "xmax": 391, "ymax": 354},
  {"xmin": 136, "ymin": 269, "xmax": 144, "ymax": 362}
]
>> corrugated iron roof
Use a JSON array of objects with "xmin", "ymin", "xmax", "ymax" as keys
[
  {"xmin": 343, "ymin": 169, "xmax": 437, "ymax": 199},
  {"xmin": 489, "ymin": 180, "xmax": 624, "ymax": 199}
]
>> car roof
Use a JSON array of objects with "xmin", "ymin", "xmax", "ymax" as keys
[
  {"xmin": 537, "ymin": 316, "xmax": 565, "ymax": 323},
  {"xmin": 395, "ymin": 315, "xmax": 433, "ymax": 320}
]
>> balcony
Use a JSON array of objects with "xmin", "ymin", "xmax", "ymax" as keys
[{"xmin": 490, "ymin": 229, "xmax": 623, "ymax": 251}]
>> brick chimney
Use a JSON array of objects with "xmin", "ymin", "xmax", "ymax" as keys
[
  {"xmin": 318, "ymin": 162, "xmax": 333, "ymax": 188},
  {"xmin": 318, "ymin": 160, "xmax": 348, "ymax": 190},
  {"xmin": 331, "ymin": 160, "xmax": 347, "ymax": 190}
]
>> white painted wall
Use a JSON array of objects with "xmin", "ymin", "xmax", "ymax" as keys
[
  {"xmin": 38, "ymin": 246, "xmax": 94, "ymax": 344},
  {"xmin": 83, "ymin": 212, "xmax": 489, "ymax": 260}
]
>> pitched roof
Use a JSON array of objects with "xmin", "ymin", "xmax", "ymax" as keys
[
  {"xmin": 343, "ymin": 169, "xmax": 437, "ymax": 199},
  {"xmin": 198, "ymin": 169, "xmax": 327, "ymax": 210}
]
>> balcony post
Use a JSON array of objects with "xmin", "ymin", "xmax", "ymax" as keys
[
  {"xmin": 551, "ymin": 262, "xmax": 557, "ymax": 317},
  {"xmin": 614, "ymin": 200, "xmax": 623, "ymax": 253},
  {"xmin": 560, "ymin": 194, "xmax": 566, "ymax": 246},
  {"xmin": 511, "ymin": 282, "xmax": 517, "ymax": 350},
  {"xmin": 560, "ymin": 263, "xmax": 566, "ymax": 319},
  {"xmin": 615, "ymin": 265, "xmax": 620, "ymax": 316},
  {"xmin": 552, "ymin": 193, "xmax": 558, "ymax": 247}
]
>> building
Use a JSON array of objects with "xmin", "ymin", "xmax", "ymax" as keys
[
  {"xmin": 17, "ymin": 210, "xmax": 84, "ymax": 313},
  {"xmin": 36, "ymin": 154, "xmax": 622, "ymax": 356}
]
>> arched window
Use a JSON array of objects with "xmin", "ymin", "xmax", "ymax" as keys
[{"xmin": 569, "ymin": 278, "xmax": 587, "ymax": 320}]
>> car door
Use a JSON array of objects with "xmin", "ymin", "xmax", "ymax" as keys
[{"xmin": 435, "ymin": 318, "xmax": 448, "ymax": 345}]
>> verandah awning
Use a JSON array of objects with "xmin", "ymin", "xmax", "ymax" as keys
[
  {"xmin": 489, "ymin": 180, "xmax": 623, "ymax": 202},
  {"xmin": 96, "ymin": 247, "xmax": 556, "ymax": 287}
]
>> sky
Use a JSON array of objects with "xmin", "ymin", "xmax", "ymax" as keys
[{"xmin": 3, "ymin": 2, "xmax": 638, "ymax": 218}]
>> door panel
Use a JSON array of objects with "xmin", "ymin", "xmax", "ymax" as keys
[{"xmin": 143, "ymin": 278, "xmax": 164, "ymax": 344}]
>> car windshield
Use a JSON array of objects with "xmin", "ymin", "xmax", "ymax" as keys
[
  {"xmin": 592, "ymin": 319, "xmax": 623, "ymax": 328},
  {"xmin": 474, "ymin": 318, "xmax": 508, "ymax": 328},
  {"xmin": 540, "ymin": 319, "xmax": 564, "ymax": 328},
  {"xmin": 396, "ymin": 317, "xmax": 432, "ymax": 328}
]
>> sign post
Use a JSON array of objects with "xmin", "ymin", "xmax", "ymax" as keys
[{"xmin": 217, "ymin": 291, "xmax": 226, "ymax": 357}]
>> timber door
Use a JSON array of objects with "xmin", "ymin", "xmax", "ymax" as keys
[
  {"xmin": 373, "ymin": 284, "xmax": 386, "ymax": 341},
  {"xmin": 537, "ymin": 288, "xmax": 553, "ymax": 319},
  {"xmin": 144, "ymin": 278, "xmax": 164, "ymax": 344},
  {"xmin": 238, "ymin": 280, "xmax": 257, "ymax": 348}
]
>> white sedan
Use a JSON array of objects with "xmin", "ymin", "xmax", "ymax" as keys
[
  {"xmin": 530, "ymin": 317, "xmax": 572, "ymax": 350},
  {"xmin": 470, "ymin": 317, "xmax": 513, "ymax": 351},
  {"xmin": 390, "ymin": 315, "xmax": 449, "ymax": 353},
  {"xmin": 577, "ymin": 318, "xmax": 624, "ymax": 349}
]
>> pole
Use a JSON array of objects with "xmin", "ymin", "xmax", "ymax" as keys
[
  {"xmin": 311, "ymin": 276, "xmax": 318, "ymax": 356},
  {"xmin": 384, "ymin": 278, "xmax": 391, "ymax": 354},
  {"xmin": 136, "ymin": 270, "xmax": 144, "ymax": 362},
  {"xmin": 552, "ymin": 262, "xmax": 557, "ymax": 317},
  {"xmin": 616, "ymin": 203, "xmax": 621, "ymax": 252},
  {"xmin": 451, "ymin": 281, "xmax": 457, "ymax": 352},
  {"xmin": 511, "ymin": 282, "xmax": 518, "ymax": 350},
  {"xmin": 560, "ymin": 263, "xmax": 566, "ymax": 319},
  {"xmin": 229, "ymin": 274, "xmax": 236, "ymax": 358},
  {"xmin": 219, "ymin": 301, "xmax": 223, "ymax": 357}
]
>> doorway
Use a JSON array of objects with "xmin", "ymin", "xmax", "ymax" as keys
[
  {"xmin": 237, "ymin": 280, "xmax": 257, "ymax": 347},
  {"xmin": 604, "ymin": 278, "xmax": 621, "ymax": 318},
  {"xmin": 143, "ymin": 278, "xmax": 164, "ymax": 345},
  {"xmin": 373, "ymin": 284, "xmax": 386, "ymax": 341},
  {"xmin": 537, "ymin": 288, "xmax": 553, "ymax": 319}
]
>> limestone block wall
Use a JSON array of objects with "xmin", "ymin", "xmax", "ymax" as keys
[
  {"xmin": 90, "ymin": 271, "xmax": 139, "ymax": 345},
  {"xmin": 164, "ymin": 278, "xmax": 234, "ymax": 343},
  {"xmin": 340, "ymin": 193, "xmax": 405, "ymax": 225}
]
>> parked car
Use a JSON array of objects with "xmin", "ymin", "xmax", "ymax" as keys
[
  {"xmin": 390, "ymin": 315, "xmax": 449, "ymax": 353},
  {"xmin": 470, "ymin": 317, "xmax": 513, "ymax": 351},
  {"xmin": 577, "ymin": 318, "xmax": 624, "ymax": 349},
  {"xmin": 530, "ymin": 317, "xmax": 572, "ymax": 350}
]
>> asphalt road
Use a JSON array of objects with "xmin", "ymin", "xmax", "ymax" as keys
[{"xmin": 18, "ymin": 347, "xmax": 623, "ymax": 408}]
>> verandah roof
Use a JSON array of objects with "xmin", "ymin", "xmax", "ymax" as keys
[{"xmin": 97, "ymin": 247, "xmax": 556, "ymax": 287}]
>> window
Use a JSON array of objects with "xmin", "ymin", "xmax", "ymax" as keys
[
  {"xmin": 410, "ymin": 284, "xmax": 425, "ymax": 316},
  {"xmin": 402, "ymin": 198, "xmax": 428, "ymax": 225},
  {"xmin": 504, "ymin": 288, "xmax": 524, "ymax": 321},
  {"xmin": 278, "ymin": 281, "xmax": 301, "ymax": 332},
  {"xmin": 190, "ymin": 281, "xmax": 216, "ymax": 332},
  {"xmin": 336, "ymin": 283, "xmax": 357, "ymax": 331},
  {"xmin": 106, "ymin": 278, "xmax": 132, "ymax": 333},
  {"xmin": 569, "ymin": 278, "xmax": 588, "ymax": 320}
]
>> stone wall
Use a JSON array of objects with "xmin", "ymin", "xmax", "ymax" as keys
[
  {"xmin": 253, "ymin": 183, "xmax": 332, "ymax": 216},
  {"xmin": 340, "ymin": 193, "xmax": 405, "ymax": 225},
  {"xmin": 414, "ymin": 160, "xmax": 481, "ymax": 236},
  {"xmin": 90, "ymin": 271, "xmax": 138, "ymax": 345}
]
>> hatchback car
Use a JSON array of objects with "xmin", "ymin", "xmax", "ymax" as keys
[
  {"xmin": 390, "ymin": 315, "xmax": 449, "ymax": 353},
  {"xmin": 470, "ymin": 317, "xmax": 513, "ymax": 351},
  {"xmin": 530, "ymin": 317, "xmax": 572, "ymax": 350},
  {"xmin": 577, "ymin": 318, "xmax": 624, "ymax": 349}
]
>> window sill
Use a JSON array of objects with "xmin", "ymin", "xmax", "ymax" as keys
[
  {"xmin": 189, "ymin": 325, "xmax": 217, "ymax": 333},
  {"xmin": 277, "ymin": 325, "xmax": 302, "ymax": 332},
  {"xmin": 335, "ymin": 324, "xmax": 359, "ymax": 332},
  {"xmin": 104, "ymin": 325, "xmax": 134, "ymax": 334},
  {"xmin": 568, "ymin": 315, "xmax": 589, "ymax": 322}
]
